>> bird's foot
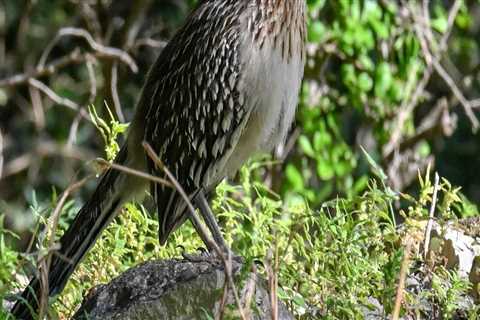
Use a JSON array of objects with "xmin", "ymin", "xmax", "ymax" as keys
[
  {"xmin": 181, "ymin": 246, "xmax": 243, "ymax": 264},
  {"xmin": 181, "ymin": 247, "xmax": 211, "ymax": 263}
]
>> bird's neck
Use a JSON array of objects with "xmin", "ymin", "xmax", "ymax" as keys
[{"xmin": 248, "ymin": 0, "xmax": 306, "ymax": 61}]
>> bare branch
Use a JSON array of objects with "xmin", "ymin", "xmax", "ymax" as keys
[
  {"xmin": 56, "ymin": 28, "xmax": 138, "ymax": 73},
  {"xmin": 0, "ymin": 129, "xmax": 3, "ymax": 178},
  {"xmin": 395, "ymin": 98, "xmax": 456, "ymax": 154},
  {"xmin": 68, "ymin": 55, "xmax": 98, "ymax": 148},
  {"xmin": 471, "ymin": 98, "xmax": 480, "ymax": 109},
  {"xmin": 85, "ymin": 55, "xmax": 98, "ymax": 104},
  {"xmin": 38, "ymin": 174, "xmax": 93, "ymax": 320},
  {"xmin": 28, "ymin": 83, "xmax": 45, "ymax": 130},
  {"xmin": 133, "ymin": 38, "xmax": 168, "ymax": 50},
  {"xmin": 0, "ymin": 26, "xmax": 138, "ymax": 89},
  {"xmin": 95, "ymin": 158, "xmax": 172, "ymax": 188},
  {"xmin": 383, "ymin": 0, "xmax": 468, "ymax": 157},
  {"xmin": 423, "ymin": 172, "xmax": 440, "ymax": 260},
  {"xmin": 392, "ymin": 238, "xmax": 413, "ymax": 320},
  {"xmin": 431, "ymin": 59, "xmax": 479, "ymax": 129},
  {"xmin": 111, "ymin": 62, "xmax": 125, "ymax": 122},
  {"xmin": 0, "ymin": 49, "xmax": 85, "ymax": 88},
  {"xmin": 242, "ymin": 264, "xmax": 257, "ymax": 319},
  {"xmin": 1, "ymin": 140, "xmax": 93, "ymax": 179},
  {"xmin": 28, "ymin": 78, "xmax": 91, "ymax": 122}
]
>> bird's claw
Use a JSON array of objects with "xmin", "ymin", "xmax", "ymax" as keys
[{"xmin": 181, "ymin": 246, "xmax": 243, "ymax": 264}]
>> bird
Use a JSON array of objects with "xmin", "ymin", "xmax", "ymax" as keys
[{"xmin": 11, "ymin": 0, "xmax": 306, "ymax": 318}]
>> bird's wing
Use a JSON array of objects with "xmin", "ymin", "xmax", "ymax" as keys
[{"xmin": 140, "ymin": 2, "xmax": 251, "ymax": 243}]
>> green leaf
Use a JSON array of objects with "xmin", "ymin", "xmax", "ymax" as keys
[
  {"xmin": 375, "ymin": 62, "xmax": 393, "ymax": 97},
  {"xmin": 358, "ymin": 72, "xmax": 373, "ymax": 92},
  {"xmin": 360, "ymin": 146, "xmax": 387, "ymax": 181},
  {"xmin": 286, "ymin": 164, "xmax": 304, "ymax": 191},
  {"xmin": 298, "ymin": 135, "xmax": 316, "ymax": 157},
  {"xmin": 308, "ymin": 21, "xmax": 326, "ymax": 42},
  {"xmin": 317, "ymin": 161, "xmax": 335, "ymax": 180}
]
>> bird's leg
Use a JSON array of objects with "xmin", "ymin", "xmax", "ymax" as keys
[
  {"xmin": 182, "ymin": 202, "xmax": 221, "ymax": 263},
  {"xmin": 194, "ymin": 190, "xmax": 234, "ymax": 257},
  {"xmin": 188, "ymin": 206, "xmax": 217, "ymax": 254}
]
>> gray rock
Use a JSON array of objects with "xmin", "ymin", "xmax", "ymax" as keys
[
  {"xmin": 428, "ymin": 221, "xmax": 480, "ymax": 302},
  {"xmin": 359, "ymin": 297, "xmax": 385, "ymax": 319},
  {"xmin": 73, "ymin": 258, "xmax": 294, "ymax": 320},
  {"xmin": 430, "ymin": 221, "xmax": 480, "ymax": 283},
  {"xmin": 439, "ymin": 226, "xmax": 479, "ymax": 278}
]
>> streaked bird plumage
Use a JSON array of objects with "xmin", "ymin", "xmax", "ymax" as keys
[{"xmin": 12, "ymin": 0, "xmax": 306, "ymax": 318}]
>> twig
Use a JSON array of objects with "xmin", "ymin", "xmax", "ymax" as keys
[
  {"xmin": 437, "ymin": 0, "xmax": 462, "ymax": 52},
  {"xmin": 273, "ymin": 243, "xmax": 279, "ymax": 320},
  {"xmin": 39, "ymin": 175, "xmax": 92, "ymax": 320},
  {"xmin": 110, "ymin": 62, "xmax": 125, "ymax": 122},
  {"xmin": 0, "ymin": 129, "xmax": 3, "ymax": 178},
  {"xmin": 0, "ymin": 27, "xmax": 138, "ymax": 88},
  {"xmin": 392, "ymin": 238, "xmax": 413, "ymax": 320},
  {"xmin": 216, "ymin": 275, "xmax": 230, "ymax": 320},
  {"xmin": 278, "ymin": 128, "xmax": 301, "ymax": 161},
  {"xmin": 15, "ymin": 0, "xmax": 33, "ymax": 53},
  {"xmin": 383, "ymin": 0, "xmax": 464, "ymax": 157},
  {"xmin": 78, "ymin": 1, "xmax": 102, "ymax": 40},
  {"xmin": 68, "ymin": 55, "xmax": 98, "ymax": 148},
  {"xmin": 28, "ymin": 83, "xmax": 45, "ymax": 130},
  {"xmin": 37, "ymin": 259, "xmax": 48, "ymax": 320},
  {"xmin": 471, "ymin": 98, "xmax": 480, "ymax": 109},
  {"xmin": 412, "ymin": 1, "xmax": 478, "ymax": 130},
  {"xmin": 56, "ymin": 28, "xmax": 138, "ymax": 73},
  {"xmin": 266, "ymin": 247, "xmax": 279, "ymax": 320},
  {"xmin": 0, "ymin": 49, "xmax": 85, "ymax": 87},
  {"xmin": 67, "ymin": 115, "xmax": 83, "ymax": 149},
  {"xmin": 119, "ymin": 0, "xmax": 153, "ymax": 49},
  {"xmin": 0, "ymin": 1, "xmax": 4, "ymax": 66},
  {"xmin": 141, "ymin": 142, "xmax": 247, "ymax": 320},
  {"xmin": 27, "ymin": 79, "xmax": 92, "ymax": 122},
  {"xmin": 95, "ymin": 158, "xmax": 172, "ymax": 188},
  {"xmin": 1, "ymin": 140, "xmax": 93, "ymax": 180},
  {"xmin": 28, "ymin": 79, "xmax": 79, "ymax": 111},
  {"xmin": 242, "ymin": 264, "xmax": 257, "ymax": 319},
  {"xmin": 431, "ymin": 59, "xmax": 479, "ymax": 130},
  {"xmin": 383, "ymin": 62, "xmax": 433, "ymax": 158},
  {"xmin": 423, "ymin": 172, "xmax": 440, "ymax": 260},
  {"xmin": 86, "ymin": 54, "xmax": 98, "ymax": 104},
  {"xmin": 46, "ymin": 176, "xmax": 92, "ymax": 268},
  {"xmin": 395, "ymin": 98, "xmax": 455, "ymax": 154},
  {"xmin": 133, "ymin": 38, "xmax": 167, "ymax": 50},
  {"xmin": 2, "ymin": 153, "xmax": 32, "ymax": 179}
]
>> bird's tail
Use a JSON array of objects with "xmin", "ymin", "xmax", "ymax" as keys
[{"xmin": 11, "ymin": 146, "xmax": 139, "ymax": 319}]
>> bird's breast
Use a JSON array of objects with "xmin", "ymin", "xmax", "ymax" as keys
[
  {"xmin": 214, "ymin": 24, "xmax": 304, "ymax": 182},
  {"xmin": 238, "ymin": 18, "xmax": 305, "ymax": 151}
]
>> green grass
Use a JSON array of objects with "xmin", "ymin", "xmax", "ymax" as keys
[
  {"xmin": 2, "ymin": 162, "xmax": 478, "ymax": 319},
  {"xmin": 1, "ymin": 112, "xmax": 479, "ymax": 319}
]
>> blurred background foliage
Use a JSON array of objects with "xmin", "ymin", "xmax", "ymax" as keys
[{"xmin": 1, "ymin": 0, "xmax": 480, "ymax": 318}]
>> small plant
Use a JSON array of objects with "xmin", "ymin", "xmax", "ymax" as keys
[
  {"xmin": 1, "ymin": 105, "xmax": 479, "ymax": 319},
  {"xmin": 431, "ymin": 267, "xmax": 472, "ymax": 319},
  {"xmin": 88, "ymin": 103, "xmax": 129, "ymax": 162}
]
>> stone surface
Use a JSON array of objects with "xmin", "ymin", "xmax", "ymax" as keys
[
  {"xmin": 430, "ymin": 221, "xmax": 480, "ymax": 281},
  {"xmin": 73, "ymin": 258, "xmax": 294, "ymax": 320},
  {"xmin": 429, "ymin": 220, "xmax": 480, "ymax": 301}
]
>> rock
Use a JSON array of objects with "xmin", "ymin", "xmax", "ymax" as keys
[
  {"xmin": 359, "ymin": 297, "xmax": 384, "ymax": 319},
  {"xmin": 73, "ymin": 258, "xmax": 294, "ymax": 320},
  {"xmin": 429, "ymin": 222, "xmax": 480, "ymax": 276},
  {"xmin": 439, "ymin": 227, "xmax": 478, "ymax": 278},
  {"xmin": 429, "ymin": 220, "xmax": 480, "ymax": 301},
  {"xmin": 469, "ymin": 256, "xmax": 480, "ymax": 300}
]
